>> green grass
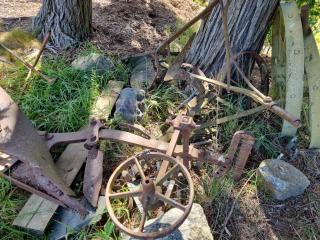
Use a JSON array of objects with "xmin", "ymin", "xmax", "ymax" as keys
[
  {"xmin": 164, "ymin": 19, "xmax": 200, "ymax": 54},
  {"xmin": 218, "ymin": 94, "xmax": 281, "ymax": 160},
  {"xmin": 0, "ymin": 45, "xmax": 129, "ymax": 132},
  {"xmin": 0, "ymin": 43, "xmax": 129, "ymax": 240},
  {"xmin": 144, "ymin": 84, "xmax": 186, "ymax": 123},
  {"xmin": 0, "ymin": 178, "xmax": 37, "ymax": 240},
  {"xmin": 192, "ymin": 0, "xmax": 208, "ymax": 6}
]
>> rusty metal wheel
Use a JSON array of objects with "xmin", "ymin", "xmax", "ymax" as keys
[{"xmin": 105, "ymin": 151, "xmax": 194, "ymax": 239}]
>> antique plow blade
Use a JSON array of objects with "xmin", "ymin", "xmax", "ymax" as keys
[{"xmin": 0, "ymin": 87, "xmax": 87, "ymax": 214}]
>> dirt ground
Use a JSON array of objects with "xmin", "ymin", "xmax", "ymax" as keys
[{"xmin": 0, "ymin": 0, "xmax": 202, "ymax": 57}]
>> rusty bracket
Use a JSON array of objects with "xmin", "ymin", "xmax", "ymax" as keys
[
  {"xmin": 83, "ymin": 118, "xmax": 105, "ymax": 207},
  {"xmin": 217, "ymin": 131, "xmax": 255, "ymax": 179}
]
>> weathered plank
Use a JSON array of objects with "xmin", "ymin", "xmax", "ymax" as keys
[
  {"xmin": 13, "ymin": 80, "xmax": 124, "ymax": 234},
  {"xmin": 279, "ymin": 2, "xmax": 304, "ymax": 136},
  {"xmin": 304, "ymin": 33, "xmax": 320, "ymax": 148}
]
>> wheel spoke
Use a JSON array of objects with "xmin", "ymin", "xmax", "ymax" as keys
[
  {"xmin": 108, "ymin": 189, "xmax": 141, "ymax": 199},
  {"xmin": 138, "ymin": 210, "xmax": 147, "ymax": 232},
  {"xmin": 155, "ymin": 192, "xmax": 186, "ymax": 211},
  {"xmin": 164, "ymin": 180, "xmax": 175, "ymax": 198},
  {"xmin": 134, "ymin": 157, "xmax": 146, "ymax": 180},
  {"xmin": 156, "ymin": 164, "xmax": 179, "ymax": 186}
]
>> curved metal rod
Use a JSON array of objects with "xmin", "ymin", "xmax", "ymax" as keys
[
  {"xmin": 46, "ymin": 129, "xmax": 202, "ymax": 160},
  {"xmin": 189, "ymin": 72, "xmax": 300, "ymax": 127}
]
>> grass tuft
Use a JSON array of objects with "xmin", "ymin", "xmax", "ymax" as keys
[
  {"xmin": 0, "ymin": 178, "xmax": 36, "ymax": 240},
  {"xmin": 144, "ymin": 84, "xmax": 185, "ymax": 123},
  {"xmin": 1, "ymin": 53, "xmax": 129, "ymax": 132}
]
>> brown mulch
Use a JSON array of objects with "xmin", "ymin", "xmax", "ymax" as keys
[
  {"xmin": 0, "ymin": 0, "xmax": 202, "ymax": 57},
  {"xmin": 92, "ymin": 0, "xmax": 202, "ymax": 57}
]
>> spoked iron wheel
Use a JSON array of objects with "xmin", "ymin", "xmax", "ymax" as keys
[{"xmin": 105, "ymin": 151, "xmax": 194, "ymax": 239}]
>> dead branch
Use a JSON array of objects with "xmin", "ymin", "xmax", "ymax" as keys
[
  {"xmin": 198, "ymin": 105, "xmax": 266, "ymax": 130},
  {"xmin": 156, "ymin": 0, "xmax": 220, "ymax": 54},
  {"xmin": 219, "ymin": 0, "xmax": 232, "ymax": 88},
  {"xmin": 25, "ymin": 32, "xmax": 51, "ymax": 81},
  {"xmin": 0, "ymin": 42, "xmax": 56, "ymax": 84}
]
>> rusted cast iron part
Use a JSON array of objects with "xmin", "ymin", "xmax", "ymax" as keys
[
  {"xmin": 0, "ymin": 87, "xmax": 87, "ymax": 215},
  {"xmin": 105, "ymin": 151, "xmax": 194, "ymax": 239},
  {"xmin": 10, "ymin": 161, "xmax": 88, "ymax": 214},
  {"xmin": 119, "ymin": 123, "xmax": 151, "ymax": 139},
  {"xmin": 45, "ymin": 128, "xmax": 203, "ymax": 162},
  {"xmin": 232, "ymin": 132, "xmax": 256, "ymax": 180},
  {"xmin": 84, "ymin": 118, "xmax": 104, "ymax": 150},
  {"xmin": 198, "ymin": 131, "xmax": 255, "ymax": 179},
  {"xmin": 222, "ymin": 131, "xmax": 255, "ymax": 180},
  {"xmin": 0, "ymin": 170, "xmax": 69, "ymax": 208},
  {"xmin": 83, "ymin": 147, "xmax": 104, "ymax": 207},
  {"xmin": 179, "ymin": 63, "xmax": 218, "ymax": 116},
  {"xmin": 83, "ymin": 118, "xmax": 105, "ymax": 207},
  {"xmin": 45, "ymin": 115, "xmax": 253, "ymax": 181},
  {"xmin": 166, "ymin": 115, "xmax": 197, "ymax": 168}
]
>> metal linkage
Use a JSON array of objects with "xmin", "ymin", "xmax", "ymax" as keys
[
  {"xmin": 180, "ymin": 63, "xmax": 301, "ymax": 128},
  {"xmin": 1, "ymin": 86, "xmax": 256, "ymax": 238},
  {"xmin": 217, "ymin": 131, "xmax": 255, "ymax": 180}
]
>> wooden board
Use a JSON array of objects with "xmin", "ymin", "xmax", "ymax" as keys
[
  {"xmin": 304, "ymin": 33, "xmax": 320, "ymax": 148},
  {"xmin": 280, "ymin": 2, "xmax": 305, "ymax": 136},
  {"xmin": 13, "ymin": 80, "xmax": 124, "ymax": 234}
]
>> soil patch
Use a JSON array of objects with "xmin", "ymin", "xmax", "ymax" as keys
[
  {"xmin": 91, "ymin": 0, "xmax": 202, "ymax": 57},
  {"xmin": 0, "ymin": 0, "xmax": 202, "ymax": 57}
]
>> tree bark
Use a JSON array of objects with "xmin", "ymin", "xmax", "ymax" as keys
[
  {"xmin": 33, "ymin": 0, "xmax": 92, "ymax": 49},
  {"xmin": 186, "ymin": 0, "xmax": 279, "ymax": 78}
]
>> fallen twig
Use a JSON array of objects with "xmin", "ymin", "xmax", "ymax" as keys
[
  {"xmin": 0, "ymin": 42, "xmax": 56, "ymax": 84},
  {"xmin": 198, "ymin": 105, "xmax": 266, "ymax": 130},
  {"xmin": 219, "ymin": 0, "xmax": 232, "ymax": 89},
  {"xmin": 157, "ymin": 0, "xmax": 220, "ymax": 54},
  {"xmin": 25, "ymin": 32, "xmax": 51, "ymax": 81}
]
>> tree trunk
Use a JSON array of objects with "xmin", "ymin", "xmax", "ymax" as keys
[
  {"xmin": 186, "ymin": 0, "xmax": 279, "ymax": 78},
  {"xmin": 33, "ymin": 0, "xmax": 92, "ymax": 49}
]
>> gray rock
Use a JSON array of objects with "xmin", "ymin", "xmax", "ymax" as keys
[
  {"xmin": 71, "ymin": 53, "xmax": 114, "ymax": 74},
  {"xmin": 258, "ymin": 159, "xmax": 310, "ymax": 200},
  {"xmin": 129, "ymin": 55, "xmax": 156, "ymax": 90},
  {"xmin": 115, "ymin": 88, "xmax": 145, "ymax": 122},
  {"xmin": 122, "ymin": 203, "xmax": 213, "ymax": 240}
]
